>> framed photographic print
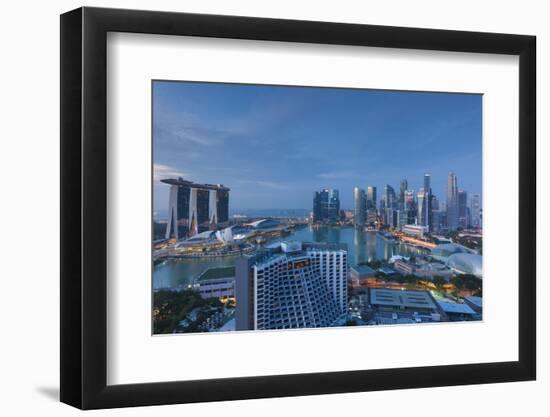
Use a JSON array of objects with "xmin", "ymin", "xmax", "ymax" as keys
[{"xmin": 60, "ymin": 6, "xmax": 536, "ymax": 410}]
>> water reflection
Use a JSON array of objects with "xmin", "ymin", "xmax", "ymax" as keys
[{"xmin": 153, "ymin": 225, "xmax": 427, "ymax": 289}]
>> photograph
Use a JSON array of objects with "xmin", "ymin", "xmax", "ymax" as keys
[{"xmin": 151, "ymin": 81, "xmax": 483, "ymax": 335}]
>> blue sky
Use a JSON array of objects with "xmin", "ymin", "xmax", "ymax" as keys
[{"xmin": 153, "ymin": 81, "xmax": 482, "ymax": 216}]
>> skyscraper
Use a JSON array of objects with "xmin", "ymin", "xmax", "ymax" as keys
[
  {"xmin": 384, "ymin": 184, "xmax": 396, "ymax": 226},
  {"xmin": 404, "ymin": 189, "xmax": 416, "ymax": 224},
  {"xmin": 366, "ymin": 186, "xmax": 377, "ymax": 210},
  {"xmin": 353, "ymin": 187, "xmax": 366, "ymax": 227},
  {"xmin": 429, "ymin": 195, "xmax": 439, "ymax": 231},
  {"xmin": 424, "ymin": 173, "xmax": 431, "ymax": 195},
  {"xmin": 446, "ymin": 172, "xmax": 459, "ymax": 230},
  {"xmin": 420, "ymin": 173, "xmax": 433, "ymax": 230},
  {"xmin": 399, "ymin": 179, "xmax": 408, "ymax": 210},
  {"xmin": 470, "ymin": 193, "xmax": 481, "ymax": 228},
  {"xmin": 313, "ymin": 189, "xmax": 340, "ymax": 222},
  {"xmin": 366, "ymin": 186, "xmax": 378, "ymax": 224},
  {"xmin": 458, "ymin": 190, "xmax": 468, "ymax": 228},
  {"xmin": 163, "ymin": 178, "xmax": 230, "ymax": 239},
  {"xmin": 235, "ymin": 242, "xmax": 347, "ymax": 330},
  {"xmin": 417, "ymin": 189, "xmax": 427, "ymax": 227},
  {"xmin": 384, "ymin": 184, "xmax": 396, "ymax": 209}
]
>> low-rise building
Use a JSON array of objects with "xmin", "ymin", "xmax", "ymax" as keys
[
  {"xmin": 193, "ymin": 266, "xmax": 235, "ymax": 300},
  {"xmin": 368, "ymin": 288, "xmax": 443, "ymax": 324},
  {"xmin": 464, "ymin": 296, "xmax": 483, "ymax": 313},
  {"xmin": 435, "ymin": 299, "xmax": 479, "ymax": 320},
  {"xmin": 370, "ymin": 288, "xmax": 437, "ymax": 313},
  {"xmin": 350, "ymin": 265, "xmax": 377, "ymax": 286},
  {"xmin": 402, "ymin": 224, "xmax": 429, "ymax": 238}
]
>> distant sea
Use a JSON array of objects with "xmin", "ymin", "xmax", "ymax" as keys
[
  {"xmin": 229, "ymin": 208, "xmax": 310, "ymax": 218},
  {"xmin": 154, "ymin": 208, "xmax": 310, "ymax": 222}
]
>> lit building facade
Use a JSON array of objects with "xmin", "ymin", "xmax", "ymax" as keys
[
  {"xmin": 404, "ymin": 189, "xmax": 416, "ymax": 224},
  {"xmin": 163, "ymin": 178, "xmax": 230, "ymax": 240},
  {"xmin": 366, "ymin": 185, "xmax": 378, "ymax": 224},
  {"xmin": 235, "ymin": 242, "xmax": 347, "ymax": 330}
]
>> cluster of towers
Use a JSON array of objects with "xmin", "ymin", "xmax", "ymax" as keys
[{"xmin": 351, "ymin": 172, "xmax": 480, "ymax": 232}]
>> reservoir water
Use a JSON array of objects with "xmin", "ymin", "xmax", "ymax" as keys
[{"xmin": 153, "ymin": 226, "xmax": 428, "ymax": 289}]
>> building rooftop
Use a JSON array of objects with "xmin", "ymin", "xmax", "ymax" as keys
[
  {"xmin": 465, "ymin": 296, "xmax": 483, "ymax": 309},
  {"xmin": 350, "ymin": 265, "xmax": 376, "ymax": 276},
  {"xmin": 196, "ymin": 266, "xmax": 236, "ymax": 282},
  {"xmin": 370, "ymin": 288, "xmax": 437, "ymax": 310},
  {"xmin": 431, "ymin": 243, "xmax": 473, "ymax": 259},
  {"xmin": 446, "ymin": 253, "xmax": 483, "ymax": 278},
  {"xmin": 437, "ymin": 301, "xmax": 477, "ymax": 315},
  {"xmin": 160, "ymin": 177, "xmax": 230, "ymax": 191}
]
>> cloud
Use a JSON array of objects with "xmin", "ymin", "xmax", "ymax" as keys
[
  {"xmin": 316, "ymin": 171, "xmax": 355, "ymax": 180},
  {"xmin": 236, "ymin": 179, "xmax": 300, "ymax": 191}
]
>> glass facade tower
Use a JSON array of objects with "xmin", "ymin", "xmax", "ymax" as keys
[
  {"xmin": 313, "ymin": 189, "xmax": 340, "ymax": 222},
  {"xmin": 353, "ymin": 187, "xmax": 366, "ymax": 227}
]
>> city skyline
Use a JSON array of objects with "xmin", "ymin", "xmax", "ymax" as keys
[{"xmin": 153, "ymin": 81, "xmax": 482, "ymax": 216}]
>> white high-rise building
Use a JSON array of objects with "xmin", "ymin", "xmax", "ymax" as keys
[{"xmin": 235, "ymin": 242, "xmax": 347, "ymax": 330}]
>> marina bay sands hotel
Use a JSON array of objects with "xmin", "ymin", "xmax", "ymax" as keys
[{"xmin": 161, "ymin": 178, "xmax": 230, "ymax": 240}]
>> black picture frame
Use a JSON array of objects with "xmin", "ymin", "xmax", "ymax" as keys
[{"xmin": 60, "ymin": 6, "xmax": 536, "ymax": 410}]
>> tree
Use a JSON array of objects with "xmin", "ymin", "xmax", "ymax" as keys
[
  {"xmin": 405, "ymin": 274, "xmax": 418, "ymax": 284},
  {"xmin": 450, "ymin": 276, "xmax": 465, "ymax": 290},
  {"xmin": 432, "ymin": 276, "xmax": 447, "ymax": 289}
]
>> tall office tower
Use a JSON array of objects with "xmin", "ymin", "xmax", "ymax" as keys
[
  {"xmin": 424, "ymin": 173, "xmax": 431, "ymax": 194},
  {"xmin": 431, "ymin": 195, "xmax": 439, "ymax": 211},
  {"xmin": 366, "ymin": 186, "xmax": 377, "ymax": 210},
  {"xmin": 423, "ymin": 173, "xmax": 433, "ymax": 229},
  {"xmin": 470, "ymin": 193, "xmax": 481, "ymax": 228},
  {"xmin": 384, "ymin": 184, "xmax": 396, "ymax": 209},
  {"xmin": 417, "ymin": 189, "xmax": 427, "ymax": 227},
  {"xmin": 235, "ymin": 242, "xmax": 347, "ymax": 331},
  {"xmin": 313, "ymin": 189, "xmax": 340, "ymax": 222},
  {"xmin": 404, "ymin": 189, "xmax": 416, "ymax": 224},
  {"xmin": 353, "ymin": 187, "xmax": 366, "ymax": 227},
  {"xmin": 365, "ymin": 186, "xmax": 377, "ymax": 224},
  {"xmin": 429, "ymin": 195, "xmax": 439, "ymax": 231},
  {"xmin": 458, "ymin": 190, "xmax": 469, "ymax": 228},
  {"xmin": 399, "ymin": 179, "xmax": 408, "ymax": 210},
  {"xmin": 384, "ymin": 184, "xmax": 396, "ymax": 226},
  {"xmin": 446, "ymin": 172, "xmax": 459, "ymax": 230},
  {"xmin": 163, "ymin": 178, "xmax": 230, "ymax": 240}
]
